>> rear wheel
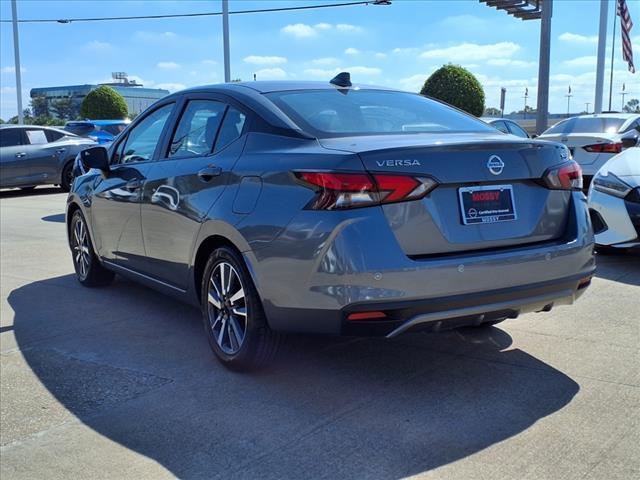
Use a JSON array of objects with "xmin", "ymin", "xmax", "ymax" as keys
[
  {"xmin": 200, "ymin": 246, "xmax": 281, "ymax": 371},
  {"xmin": 60, "ymin": 161, "xmax": 75, "ymax": 192},
  {"xmin": 70, "ymin": 211, "xmax": 115, "ymax": 287}
]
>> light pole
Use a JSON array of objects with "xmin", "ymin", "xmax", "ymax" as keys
[
  {"xmin": 585, "ymin": 102, "xmax": 591, "ymax": 113},
  {"xmin": 565, "ymin": 86, "xmax": 572, "ymax": 117},
  {"xmin": 11, "ymin": 0, "xmax": 23, "ymax": 124},
  {"xmin": 620, "ymin": 83, "xmax": 627, "ymax": 111},
  {"xmin": 594, "ymin": 0, "xmax": 608, "ymax": 113},
  {"xmin": 222, "ymin": 0, "xmax": 230, "ymax": 82}
]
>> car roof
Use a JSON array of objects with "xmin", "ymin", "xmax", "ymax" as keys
[
  {"xmin": 179, "ymin": 80, "xmax": 398, "ymax": 95},
  {"xmin": 567, "ymin": 113, "xmax": 639, "ymax": 119}
]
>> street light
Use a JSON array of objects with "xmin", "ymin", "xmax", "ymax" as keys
[{"xmin": 11, "ymin": 0, "xmax": 23, "ymax": 124}]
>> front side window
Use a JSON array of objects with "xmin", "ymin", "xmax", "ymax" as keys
[
  {"xmin": 491, "ymin": 121, "xmax": 509, "ymax": 134},
  {"xmin": 117, "ymin": 103, "xmax": 174, "ymax": 164},
  {"xmin": 0, "ymin": 128, "xmax": 23, "ymax": 147},
  {"xmin": 266, "ymin": 89, "xmax": 494, "ymax": 138},
  {"xmin": 506, "ymin": 121, "xmax": 529, "ymax": 138},
  {"xmin": 25, "ymin": 129, "xmax": 49, "ymax": 145},
  {"xmin": 169, "ymin": 100, "xmax": 226, "ymax": 158}
]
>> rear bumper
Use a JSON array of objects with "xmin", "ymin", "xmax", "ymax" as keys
[{"xmin": 248, "ymin": 192, "xmax": 595, "ymax": 335}]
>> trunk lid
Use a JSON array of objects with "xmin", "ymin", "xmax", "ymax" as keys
[{"xmin": 320, "ymin": 134, "xmax": 571, "ymax": 256}]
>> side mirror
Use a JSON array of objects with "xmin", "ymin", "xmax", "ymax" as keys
[{"xmin": 80, "ymin": 146, "xmax": 110, "ymax": 172}]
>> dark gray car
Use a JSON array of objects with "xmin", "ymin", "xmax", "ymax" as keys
[
  {"xmin": 0, "ymin": 125, "xmax": 96, "ymax": 191},
  {"xmin": 67, "ymin": 77, "xmax": 595, "ymax": 370}
]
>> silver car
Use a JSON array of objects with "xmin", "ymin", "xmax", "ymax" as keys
[
  {"xmin": 0, "ymin": 125, "xmax": 96, "ymax": 191},
  {"xmin": 68, "ymin": 76, "xmax": 596, "ymax": 371}
]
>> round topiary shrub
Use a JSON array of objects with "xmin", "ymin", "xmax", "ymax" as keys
[
  {"xmin": 420, "ymin": 64, "xmax": 485, "ymax": 117},
  {"xmin": 80, "ymin": 85, "xmax": 128, "ymax": 119}
]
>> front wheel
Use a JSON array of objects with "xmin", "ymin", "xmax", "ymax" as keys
[
  {"xmin": 200, "ymin": 247, "xmax": 282, "ymax": 371},
  {"xmin": 70, "ymin": 211, "xmax": 115, "ymax": 287},
  {"xmin": 60, "ymin": 161, "xmax": 75, "ymax": 192}
]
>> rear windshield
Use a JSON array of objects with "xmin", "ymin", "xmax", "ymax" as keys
[
  {"xmin": 65, "ymin": 123, "xmax": 95, "ymax": 136},
  {"xmin": 99, "ymin": 124, "xmax": 127, "ymax": 136},
  {"xmin": 266, "ymin": 89, "xmax": 494, "ymax": 137},
  {"xmin": 544, "ymin": 117, "xmax": 626, "ymax": 135}
]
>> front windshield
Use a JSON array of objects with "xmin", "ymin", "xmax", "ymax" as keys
[
  {"xmin": 266, "ymin": 89, "xmax": 494, "ymax": 137},
  {"xmin": 544, "ymin": 117, "xmax": 627, "ymax": 135}
]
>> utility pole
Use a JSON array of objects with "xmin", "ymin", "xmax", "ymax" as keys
[
  {"xmin": 11, "ymin": 0, "xmax": 23, "ymax": 124},
  {"xmin": 608, "ymin": 0, "xmax": 617, "ymax": 111},
  {"xmin": 222, "ymin": 0, "xmax": 230, "ymax": 82},
  {"xmin": 523, "ymin": 88, "xmax": 529, "ymax": 120},
  {"xmin": 535, "ymin": 0, "xmax": 552, "ymax": 134},
  {"xmin": 620, "ymin": 83, "xmax": 627, "ymax": 111},
  {"xmin": 595, "ymin": 0, "xmax": 608, "ymax": 113},
  {"xmin": 585, "ymin": 102, "xmax": 591, "ymax": 113},
  {"xmin": 565, "ymin": 86, "xmax": 573, "ymax": 117}
]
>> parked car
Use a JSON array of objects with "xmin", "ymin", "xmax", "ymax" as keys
[
  {"xmin": 537, "ymin": 113, "xmax": 640, "ymax": 187},
  {"xmin": 67, "ymin": 76, "xmax": 595, "ymax": 371},
  {"xmin": 64, "ymin": 119, "xmax": 129, "ymax": 144},
  {"xmin": 481, "ymin": 117, "xmax": 530, "ymax": 138},
  {"xmin": 588, "ymin": 145, "xmax": 640, "ymax": 251},
  {"xmin": 0, "ymin": 125, "xmax": 96, "ymax": 191}
]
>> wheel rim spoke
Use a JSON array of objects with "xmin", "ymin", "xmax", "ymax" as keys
[
  {"xmin": 207, "ymin": 261, "xmax": 247, "ymax": 355},
  {"xmin": 229, "ymin": 316, "xmax": 244, "ymax": 345},
  {"xmin": 208, "ymin": 292, "xmax": 222, "ymax": 309},
  {"xmin": 228, "ymin": 287, "xmax": 244, "ymax": 305},
  {"xmin": 217, "ymin": 316, "xmax": 227, "ymax": 346},
  {"xmin": 231, "ymin": 306, "xmax": 246, "ymax": 317}
]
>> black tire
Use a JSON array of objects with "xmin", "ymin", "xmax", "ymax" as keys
[
  {"xmin": 60, "ymin": 161, "xmax": 75, "ymax": 192},
  {"xmin": 19, "ymin": 186, "xmax": 36, "ymax": 192},
  {"xmin": 70, "ymin": 210, "xmax": 115, "ymax": 287},
  {"xmin": 200, "ymin": 246, "xmax": 282, "ymax": 371}
]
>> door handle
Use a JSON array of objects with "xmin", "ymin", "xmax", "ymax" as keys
[
  {"xmin": 55, "ymin": 148, "xmax": 66, "ymax": 154},
  {"xmin": 197, "ymin": 165, "xmax": 222, "ymax": 182},
  {"xmin": 15, "ymin": 152, "xmax": 26, "ymax": 158},
  {"xmin": 123, "ymin": 179, "xmax": 143, "ymax": 191}
]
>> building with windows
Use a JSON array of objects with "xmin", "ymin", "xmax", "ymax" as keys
[{"xmin": 30, "ymin": 73, "xmax": 170, "ymax": 120}]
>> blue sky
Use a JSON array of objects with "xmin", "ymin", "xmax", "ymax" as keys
[{"xmin": 1, "ymin": 0, "xmax": 638, "ymax": 121}]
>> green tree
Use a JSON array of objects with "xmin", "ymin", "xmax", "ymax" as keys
[
  {"xmin": 80, "ymin": 85, "xmax": 128, "ymax": 119},
  {"xmin": 50, "ymin": 97, "xmax": 76, "ymax": 121},
  {"xmin": 420, "ymin": 64, "xmax": 485, "ymax": 117},
  {"xmin": 30, "ymin": 95, "xmax": 49, "ymax": 117},
  {"xmin": 623, "ymin": 98, "xmax": 639, "ymax": 113},
  {"xmin": 484, "ymin": 107, "xmax": 501, "ymax": 117}
]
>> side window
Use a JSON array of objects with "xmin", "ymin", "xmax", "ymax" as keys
[
  {"xmin": 117, "ymin": 103, "xmax": 174, "ymax": 165},
  {"xmin": 45, "ymin": 129, "xmax": 65, "ymax": 142},
  {"xmin": 492, "ymin": 121, "xmax": 509, "ymax": 134},
  {"xmin": 169, "ymin": 100, "xmax": 226, "ymax": 158},
  {"xmin": 506, "ymin": 121, "xmax": 529, "ymax": 138},
  {"xmin": 24, "ymin": 129, "xmax": 49, "ymax": 145},
  {"xmin": 214, "ymin": 107, "xmax": 247, "ymax": 152},
  {"xmin": 0, "ymin": 128, "xmax": 23, "ymax": 147}
]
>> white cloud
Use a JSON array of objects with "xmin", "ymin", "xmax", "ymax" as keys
[
  {"xmin": 563, "ymin": 56, "xmax": 597, "ymax": 68},
  {"xmin": 421, "ymin": 42, "xmax": 521, "ymax": 61},
  {"xmin": 344, "ymin": 48, "xmax": 360, "ymax": 55},
  {"xmin": 281, "ymin": 23, "xmax": 317, "ymax": 38},
  {"xmin": 1, "ymin": 66, "xmax": 26, "ymax": 74},
  {"xmin": 157, "ymin": 61, "xmax": 180, "ymax": 69},
  {"xmin": 155, "ymin": 83, "xmax": 186, "ymax": 92},
  {"xmin": 398, "ymin": 73, "xmax": 433, "ymax": 92},
  {"xmin": 311, "ymin": 57, "xmax": 340, "ymax": 66},
  {"xmin": 558, "ymin": 32, "xmax": 598, "ymax": 44},
  {"xmin": 336, "ymin": 24, "xmax": 363, "ymax": 33},
  {"xmin": 374, "ymin": 52, "xmax": 388, "ymax": 59},
  {"xmin": 255, "ymin": 68, "xmax": 287, "ymax": 80},
  {"xmin": 201, "ymin": 59, "xmax": 217, "ymax": 66},
  {"xmin": 84, "ymin": 40, "xmax": 112, "ymax": 51},
  {"xmin": 487, "ymin": 59, "xmax": 536, "ymax": 68},
  {"xmin": 243, "ymin": 55, "xmax": 287, "ymax": 65},
  {"xmin": 314, "ymin": 23, "xmax": 332, "ymax": 30}
]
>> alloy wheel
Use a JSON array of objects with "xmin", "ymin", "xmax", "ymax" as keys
[
  {"xmin": 72, "ymin": 217, "xmax": 90, "ymax": 279},
  {"xmin": 207, "ymin": 261, "xmax": 247, "ymax": 355}
]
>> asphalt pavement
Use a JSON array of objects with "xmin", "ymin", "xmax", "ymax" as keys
[{"xmin": 1, "ymin": 188, "xmax": 638, "ymax": 480}]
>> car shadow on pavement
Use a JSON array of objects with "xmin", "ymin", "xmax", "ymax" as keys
[
  {"xmin": 593, "ymin": 253, "xmax": 640, "ymax": 286},
  {"xmin": 7, "ymin": 274, "xmax": 580, "ymax": 479},
  {"xmin": 0, "ymin": 187, "xmax": 62, "ymax": 198}
]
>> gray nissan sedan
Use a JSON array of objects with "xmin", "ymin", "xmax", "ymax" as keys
[{"xmin": 67, "ymin": 75, "xmax": 595, "ymax": 370}]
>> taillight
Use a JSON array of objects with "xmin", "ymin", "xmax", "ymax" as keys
[
  {"xmin": 294, "ymin": 171, "xmax": 438, "ymax": 210},
  {"xmin": 583, "ymin": 142, "xmax": 622, "ymax": 154},
  {"xmin": 542, "ymin": 161, "xmax": 583, "ymax": 191}
]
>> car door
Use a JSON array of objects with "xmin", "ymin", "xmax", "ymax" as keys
[
  {"xmin": 22, "ymin": 127, "xmax": 64, "ymax": 184},
  {"xmin": 140, "ymin": 95, "xmax": 249, "ymax": 289},
  {"xmin": 89, "ymin": 102, "xmax": 176, "ymax": 271},
  {"xmin": 0, "ymin": 127, "xmax": 30, "ymax": 187}
]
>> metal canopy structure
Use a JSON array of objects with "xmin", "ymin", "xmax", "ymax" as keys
[{"xmin": 479, "ymin": 0, "xmax": 552, "ymax": 135}]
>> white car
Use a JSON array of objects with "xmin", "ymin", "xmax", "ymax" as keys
[
  {"xmin": 588, "ymin": 146, "xmax": 640, "ymax": 251},
  {"xmin": 538, "ymin": 113, "xmax": 640, "ymax": 185}
]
